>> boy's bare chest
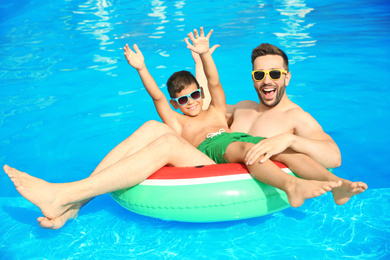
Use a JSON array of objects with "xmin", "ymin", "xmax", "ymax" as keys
[{"xmin": 180, "ymin": 112, "xmax": 228, "ymax": 147}]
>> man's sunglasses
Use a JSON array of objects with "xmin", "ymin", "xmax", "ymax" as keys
[
  {"xmin": 252, "ymin": 69, "xmax": 287, "ymax": 81},
  {"xmin": 172, "ymin": 89, "xmax": 202, "ymax": 106}
]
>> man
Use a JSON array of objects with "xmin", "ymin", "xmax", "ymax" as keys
[{"xmin": 227, "ymin": 43, "xmax": 341, "ymax": 169}]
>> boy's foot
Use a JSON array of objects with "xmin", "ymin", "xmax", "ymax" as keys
[
  {"xmin": 332, "ymin": 180, "xmax": 368, "ymax": 205},
  {"xmin": 3, "ymin": 165, "xmax": 71, "ymax": 220},
  {"xmin": 286, "ymin": 178, "xmax": 342, "ymax": 208}
]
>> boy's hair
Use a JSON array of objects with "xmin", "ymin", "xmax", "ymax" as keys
[
  {"xmin": 251, "ymin": 43, "xmax": 289, "ymax": 71},
  {"xmin": 167, "ymin": 70, "xmax": 199, "ymax": 98}
]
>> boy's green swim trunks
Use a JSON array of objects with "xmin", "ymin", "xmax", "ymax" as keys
[{"xmin": 197, "ymin": 132, "xmax": 265, "ymax": 164}]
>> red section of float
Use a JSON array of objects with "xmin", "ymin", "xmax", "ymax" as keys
[{"xmin": 147, "ymin": 161, "xmax": 288, "ymax": 180}]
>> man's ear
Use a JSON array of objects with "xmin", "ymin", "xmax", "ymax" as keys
[
  {"xmin": 200, "ymin": 87, "xmax": 205, "ymax": 98},
  {"xmin": 170, "ymin": 99, "xmax": 179, "ymax": 109},
  {"xmin": 285, "ymin": 72, "xmax": 291, "ymax": 86}
]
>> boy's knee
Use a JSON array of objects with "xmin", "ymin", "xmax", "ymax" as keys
[
  {"xmin": 225, "ymin": 142, "xmax": 255, "ymax": 162},
  {"xmin": 238, "ymin": 142, "xmax": 255, "ymax": 153}
]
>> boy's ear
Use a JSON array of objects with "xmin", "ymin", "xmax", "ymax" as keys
[
  {"xmin": 200, "ymin": 87, "xmax": 205, "ymax": 98},
  {"xmin": 170, "ymin": 99, "xmax": 179, "ymax": 109}
]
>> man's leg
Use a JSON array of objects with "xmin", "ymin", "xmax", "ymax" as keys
[
  {"xmin": 31, "ymin": 120, "xmax": 176, "ymax": 228},
  {"xmin": 91, "ymin": 120, "xmax": 176, "ymax": 176},
  {"xmin": 4, "ymin": 132, "xmax": 215, "ymax": 229}
]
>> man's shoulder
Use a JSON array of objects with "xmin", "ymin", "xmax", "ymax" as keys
[
  {"xmin": 283, "ymin": 105, "xmax": 320, "ymax": 128},
  {"xmin": 234, "ymin": 100, "xmax": 259, "ymax": 110},
  {"xmin": 284, "ymin": 105, "xmax": 312, "ymax": 117},
  {"xmin": 285, "ymin": 105, "xmax": 305, "ymax": 114}
]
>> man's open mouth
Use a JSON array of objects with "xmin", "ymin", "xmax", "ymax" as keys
[{"xmin": 262, "ymin": 88, "xmax": 276, "ymax": 99}]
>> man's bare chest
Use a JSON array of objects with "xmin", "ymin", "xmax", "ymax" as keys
[{"xmin": 231, "ymin": 110, "xmax": 293, "ymax": 138}]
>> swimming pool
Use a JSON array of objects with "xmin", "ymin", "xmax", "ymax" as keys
[{"xmin": 1, "ymin": 0, "xmax": 389, "ymax": 258}]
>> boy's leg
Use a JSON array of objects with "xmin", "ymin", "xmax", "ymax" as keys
[
  {"xmin": 272, "ymin": 150, "xmax": 367, "ymax": 205},
  {"xmin": 224, "ymin": 142, "xmax": 341, "ymax": 208},
  {"xmin": 4, "ymin": 132, "xmax": 214, "ymax": 229}
]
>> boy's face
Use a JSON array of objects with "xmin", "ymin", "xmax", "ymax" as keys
[{"xmin": 170, "ymin": 83, "xmax": 204, "ymax": 117}]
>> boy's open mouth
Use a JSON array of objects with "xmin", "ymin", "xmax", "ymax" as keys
[{"xmin": 187, "ymin": 104, "xmax": 198, "ymax": 110}]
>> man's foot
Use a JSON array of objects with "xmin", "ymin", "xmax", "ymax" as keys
[
  {"xmin": 3, "ymin": 165, "xmax": 71, "ymax": 219},
  {"xmin": 286, "ymin": 178, "xmax": 342, "ymax": 208},
  {"xmin": 332, "ymin": 179, "xmax": 368, "ymax": 205},
  {"xmin": 37, "ymin": 202, "xmax": 84, "ymax": 229}
]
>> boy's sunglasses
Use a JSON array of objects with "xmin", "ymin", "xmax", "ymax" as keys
[
  {"xmin": 172, "ymin": 89, "xmax": 202, "ymax": 106},
  {"xmin": 252, "ymin": 69, "xmax": 287, "ymax": 81}
]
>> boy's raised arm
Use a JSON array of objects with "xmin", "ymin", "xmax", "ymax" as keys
[
  {"xmin": 191, "ymin": 44, "xmax": 220, "ymax": 110},
  {"xmin": 124, "ymin": 44, "xmax": 179, "ymax": 128},
  {"xmin": 185, "ymin": 28, "xmax": 226, "ymax": 112}
]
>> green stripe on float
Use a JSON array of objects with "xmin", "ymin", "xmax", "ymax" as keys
[{"xmin": 111, "ymin": 171, "xmax": 297, "ymax": 222}]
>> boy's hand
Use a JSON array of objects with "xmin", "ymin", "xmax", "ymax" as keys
[
  {"xmin": 185, "ymin": 27, "xmax": 213, "ymax": 55},
  {"xmin": 124, "ymin": 44, "xmax": 145, "ymax": 70},
  {"xmin": 191, "ymin": 44, "xmax": 220, "ymax": 64}
]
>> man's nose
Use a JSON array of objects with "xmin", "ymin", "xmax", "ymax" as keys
[{"xmin": 263, "ymin": 73, "xmax": 273, "ymax": 84}]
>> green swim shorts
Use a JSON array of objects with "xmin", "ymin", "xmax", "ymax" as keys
[{"xmin": 197, "ymin": 132, "xmax": 265, "ymax": 164}]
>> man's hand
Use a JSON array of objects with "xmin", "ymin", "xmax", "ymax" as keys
[
  {"xmin": 245, "ymin": 133, "xmax": 294, "ymax": 165},
  {"xmin": 185, "ymin": 27, "xmax": 213, "ymax": 55},
  {"xmin": 124, "ymin": 44, "xmax": 145, "ymax": 70}
]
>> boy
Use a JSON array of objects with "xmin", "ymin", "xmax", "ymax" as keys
[{"xmin": 124, "ymin": 27, "xmax": 341, "ymax": 208}]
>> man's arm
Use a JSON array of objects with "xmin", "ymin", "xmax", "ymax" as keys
[
  {"xmin": 245, "ymin": 109, "xmax": 341, "ymax": 168},
  {"xmin": 288, "ymin": 110, "xmax": 341, "ymax": 168},
  {"xmin": 284, "ymin": 133, "xmax": 341, "ymax": 168},
  {"xmin": 124, "ymin": 44, "xmax": 180, "ymax": 130}
]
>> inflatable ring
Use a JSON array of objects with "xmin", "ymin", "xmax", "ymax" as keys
[{"xmin": 111, "ymin": 162, "xmax": 297, "ymax": 222}]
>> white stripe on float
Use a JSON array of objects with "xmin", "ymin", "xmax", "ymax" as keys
[{"xmin": 140, "ymin": 168, "xmax": 292, "ymax": 186}]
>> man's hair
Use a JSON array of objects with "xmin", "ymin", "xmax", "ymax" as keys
[
  {"xmin": 251, "ymin": 43, "xmax": 289, "ymax": 71},
  {"xmin": 167, "ymin": 70, "xmax": 199, "ymax": 98}
]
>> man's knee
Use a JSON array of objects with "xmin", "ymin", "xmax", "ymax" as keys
[
  {"xmin": 152, "ymin": 133, "xmax": 183, "ymax": 151},
  {"xmin": 141, "ymin": 120, "xmax": 174, "ymax": 134},
  {"xmin": 141, "ymin": 120, "xmax": 163, "ymax": 130}
]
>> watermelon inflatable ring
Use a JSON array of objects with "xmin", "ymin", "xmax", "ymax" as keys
[{"xmin": 110, "ymin": 162, "xmax": 297, "ymax": 222}]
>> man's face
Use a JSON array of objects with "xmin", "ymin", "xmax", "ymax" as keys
[{"xmin": 252, "ymin": 55, "xmax": 291, "ymax": 108}]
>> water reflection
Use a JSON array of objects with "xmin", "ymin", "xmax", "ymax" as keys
[
  {"xmin": 274, "ymin": 0, "xmax": 317, "ymax": 64},
  {"xmin": 148, "ymin": 0, "xmax": 168, "ymax": 39},
  {"xmin": 74, "ymin": 0, "xmax": 117, "ymax": 75},
  {"xmin": 147, "ymin": 0, "xmax": 183, "ymax": 59},
  {"xmin": 174, "ymin": 1, "xmax": 186, "ymax": 27}
]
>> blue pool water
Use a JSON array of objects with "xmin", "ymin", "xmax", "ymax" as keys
[{"xmin": 1, "ymin": 0, "xmax": 390, "ymax": 259}]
